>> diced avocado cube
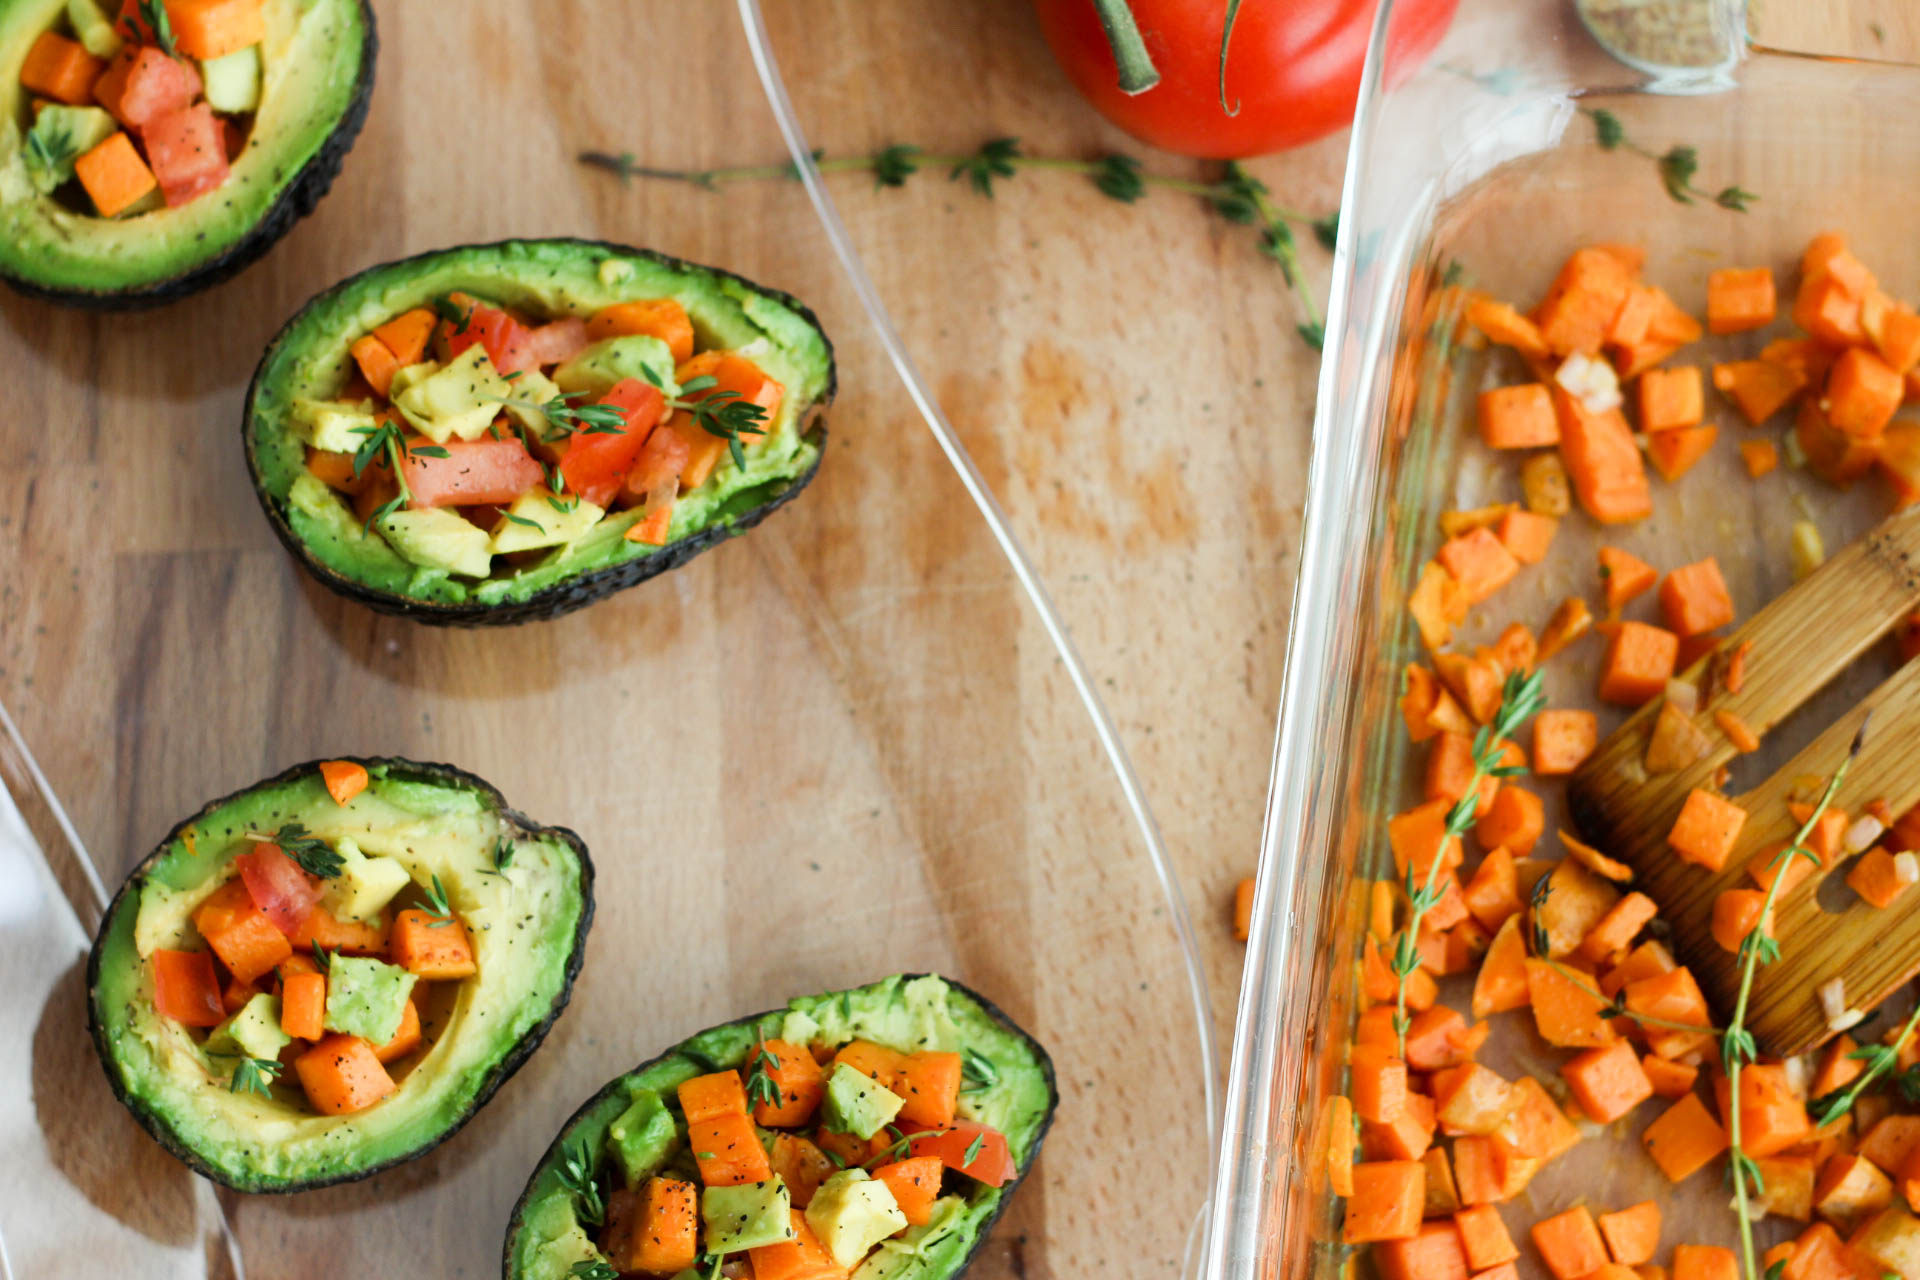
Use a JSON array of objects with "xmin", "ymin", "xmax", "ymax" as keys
[
  {"xmin": 323, "ymin": 955, "xmax": 416, "ymax": 1043},
  {"xmin": 608, "ymin": 1089, "xmax": 679, "ymax": 1187},
  {"xmin": 378, "ymin": 508, "xmax": 494, "ymax": 579},
  {"xmin": 487, "ymin": 491, "xmax": 604, "ymax": 556},
  {"xmin": 199, "ymin": 45, "xmax": 261, "ymax": 114},
  {"xmin": 701, "ymin": 1179, "xmax": 795, "ymax": 1254},
  {"xmin": 805, "ymin": 1170, "xmax": 907, "ymax": 1268},
  {"xmin": 317, "ymin": 838, "xmax": 411, "ymax": 924},
  {"xmin": 387, "ymin": 360, "xmax": 437, "ymax": 401},
  {"xmin": 23, "ymin": 104, "xmax": 115, "ymax": 193},
  {"xmin": 205, "ymin": 992, "xmax": 291, "ymax": 1062},
  {"xmin": 292, "ymin": 399, "xmax": 380, "ymax": 454},
  {"xmin": 851, "ymin": 1196, "xmax": 969, "ymax": 1280},
  {"xmin": 552, "ymin": 336, "xmax": 677, "ymax": 400},
  {"xmin": 392, "ymin": 345, "xmax": 511, "ymax": 443},
  {"xmin": 498, "ymin": 367, "xmax": 567, "ymax": 449},
  {"xmin": 823, "ymin": 1062, "xmax": 904, "ymax": 1140},
  {"xmin": 66, "ymin": 0, "xmax": 123, "ymax": 57}
]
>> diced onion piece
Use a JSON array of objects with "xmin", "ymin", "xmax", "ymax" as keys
[
  {"xmin": 1791, "ymin": 521, "xmax": 1825, "ymax": 581},
  {"xmin": 1896, "ymin": 852, "xmax": 1920, "ymax": 886},
  {"xmin": 1819, "ymin": 977, "xmax": 1865, "ymax": 1031},
  {"xmin": 1665, "ymin": 679, "xmax": 1699, "ymax": 716},
  {"xmin": 1846, "ymin": 816, "xmax": 1886, "ymax": 855},
  {"xmin": 1555, "ymin": 352, "xmax": 1623, "ymax": 414},
  {"xmin": 1783, "ymin": 1055, "xmax": 1810, "ymax": 1095}
]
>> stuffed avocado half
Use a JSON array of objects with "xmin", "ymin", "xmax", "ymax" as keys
[
  {"xmin": 505, "ymin": 975, "xmax": 1055, "ymax": 1280},
  {"xmin": 87, "ymin": 757, "xmax": 594, "ymax": 1192},
  {"xmin": 0, "ymin": 0, "xmax": 375, "ymax": 306},
  {"xmin": 244, "ymin": 238, "xmax": 836, "ymax": 626}
]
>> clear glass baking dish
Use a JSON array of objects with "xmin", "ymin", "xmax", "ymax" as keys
[{"xmin": 1210, "ymin": 3, "xmax": 1920, "ymax": 1279}]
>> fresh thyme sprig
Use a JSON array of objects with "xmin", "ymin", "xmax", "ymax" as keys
[
  {"xmin": 227, "ymin": 1056, "xmax": 283, "ymax": 1098},
  {"xmin": 862, "ymin": 1124, "xmax": 920, "ymax": 1169},
  {"xmin": 431, "ymin": 294, "xmax": 473, "ymax": 335},
  {"xmin": 482, "ymin": 837, "xmax": 516, "ymax": 878},
  {"xmin": 421, "ymin": 873, "xmax": 456, "ymax": 929},
  {"xmin": 1543, "ymin": 959, "xmax": 1722, "ymax": 1038},
  {"xmin": 555, "ymin": 1140, "xmax": 605, "ymax": 1228},
  {"xmin": 569, "ymin": 1262, "xmax": 619, "ymax": 1280},
  {"xmin": 637, "ymin": 364, "xmax": 769, "ymax": 472},
  {"xmin": 120, "ymin": 0, "xmax": 179, "ymax": 57},
  {"xmin": 580, "ymin": 139, "xmax": 1337, "ymax": 349},
  {"xmin": 1391, "ymin": 668, "xmax": 1544, "ymax": 1055},
  {"xmin": 961, "ymin": 1046, "xmax": 999, "ymax": 1091},
  {"xmin": 744, "ymin": 1047, "xmax": 783, "ymax": 1113},
  {"xmin": 1812, "ymin": 1001, "xmax": 1920, "ymax": 1127},
  {"xmin": 1723, "ymin": 721, "xmax": 1865, "ymax": 1280},
  {"xmin": 1583, "ymin": 108, "xmax": 1757, "ymax": 211},
  {"xmin": 24, "ymin": 119, "xmax": 80, "ymax": 176},
  {"xmin": 964, "ymin": 1130, "xmax": 986, "ymax": 1166},
  {"xmin": 1213, "ymin": 163, "xmax": 1331, "ymax": 348},
  {"xmin": 489, "ymin": 387, "xmax": 628, "ymax": 440},
  {"xmin": 349, "ymin": 419, "xmax": 447, "ymax": 530},
  {"xmin": 262, "ymin": 823, "xmax": 344, "ymax": 879},
  {"xmin": 311, "ymin": 942, "xmax": 333, "ymax": 972}
]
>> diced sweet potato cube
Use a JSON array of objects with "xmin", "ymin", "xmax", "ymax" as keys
[
  {"xmin": 1669, "ymin": 789, "xmax": 1748, "ymax": 871},
  {"xmin": 1599, "ymin": 622, "xmax": 1679, "ymax": 706},
  {"xmin": 1706, "ymin": 267, "xmax": 1775, "ymax": 335}
]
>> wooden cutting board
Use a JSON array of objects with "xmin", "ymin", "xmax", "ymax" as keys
[{"xmin": 0, "ymin": 2, "xmax": 1340, "ymax": 1275}]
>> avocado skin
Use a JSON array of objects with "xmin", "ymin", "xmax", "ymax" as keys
[
  {"xmin": 84, "ymin": 755, "xmax": 596, "ymax": 1194},
  {"xmin": 500, "ymin": 976, "xmax": 1057, "ymax": 1280},
  {"xmin": 0, "ymin": 0, "xmax": 377, "ymax": 310},
  {"xmin": 243, "ymin": 238, "xmax": 837, "ymax": 627}
]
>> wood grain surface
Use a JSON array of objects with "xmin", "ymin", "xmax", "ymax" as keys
[
  {"xmin": 6, "ymin": 2, "xmax": 1903, "ymax": 1277},
  {"xmin": 0, "ymin": 2, "xmax": 1336, "ymax": 1275}
]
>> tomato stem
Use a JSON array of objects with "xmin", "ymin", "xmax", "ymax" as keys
[{"xmin": 1088, "ymin": 0, "xmax": 1160, "ymax": 95}]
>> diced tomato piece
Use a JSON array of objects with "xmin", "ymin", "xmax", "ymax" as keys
[
  {"xmin": 140, "ymin": 102, "xmax": 229, "ymax": 207},
  {"xmin": 522, "ymin": 317, "xmax": 589, "ymax": 369},
  {"xmin": 236, "ymin": 843, "xmax": 321, "ymax": 937},
  {"xmin": 151, "ymin": 948, "xmax": 224, "ymax": 1027},
  {"xmin": 441, "ymin": 298, "xmax": 535, "ymax": 374},
  {"xmin": 623, "ymin": 429, "xmax": 691, "ymax": 503},
  {"xmin": 401, "ymin": 437, "xmax": 544, "ymax": 509},
  {"xmin": 558, "ymin": 378, "xmax": 665, "ymax": 507},
  {"xmin": 902, "ymin": 1120, "xmax": 1016, "ymax": 1187},
  {"xmin": 93, "ymin": 46, "xmax": 201, "ymax": 129}
]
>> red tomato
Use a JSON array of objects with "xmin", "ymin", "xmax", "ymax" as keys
[
  {"xmin": 903, "ymin": 1120, "xmax": 1017, "ymax": 1187},
  {"xmin": 142, "ymin": 102, "xmax": 230, "ymax": 207},
  {"xmin": 151, "ymin": 948, "xmax": 225, "ymax": 1027},
  {"xmin": 236, "ymin": 844, "xmax": 321, "ymax": 937},
  {"xmin": 96, "ymin": 46, "xmax": 200, "ymax": 128},
  {"xmin": 402, "ymin": 437, "xmax": 544, "ymax": 508},
  {"xmin": 558, "ymin": 378, "xmax": 665, "ymax": 508},
  {"xmin": 443, "ymin": 300, "xmax": 536, "ymax": 374},
  {"xmin": 1031, "ymin": 0, "xmax": 1457, "ymax": 158},
  {"xmin": 622, "ymin": 427, "xmax": 691, "ymax": 504},
  {"xmin": 522, "ymin": 318, "xmax": 589, "ymax": 369}
]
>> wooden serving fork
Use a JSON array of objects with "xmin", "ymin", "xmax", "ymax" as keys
[{"xmin": 1567, "ymin": 504, "xmax": 1920, "ymax": 1058}]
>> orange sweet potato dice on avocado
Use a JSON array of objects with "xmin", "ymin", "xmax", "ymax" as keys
[{"xmin": 390, "ymin": 908, "xmax": 477, "ymax": 979}]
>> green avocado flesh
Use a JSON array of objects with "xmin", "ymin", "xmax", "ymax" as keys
[
  {"xmin": 248, "ymin": 239, "xmax": 833, "ymax": 612},
  {"xmin": 88, "ymin": 761, "xmax": 590, "ymax": 1192},
  {"xmin": 506, "ymin": 975, "xmax": 1055, "ymax": 1280},
  {"xmin": 0, "ymin": 0, "xmax": 369, "ymax": 293}
]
